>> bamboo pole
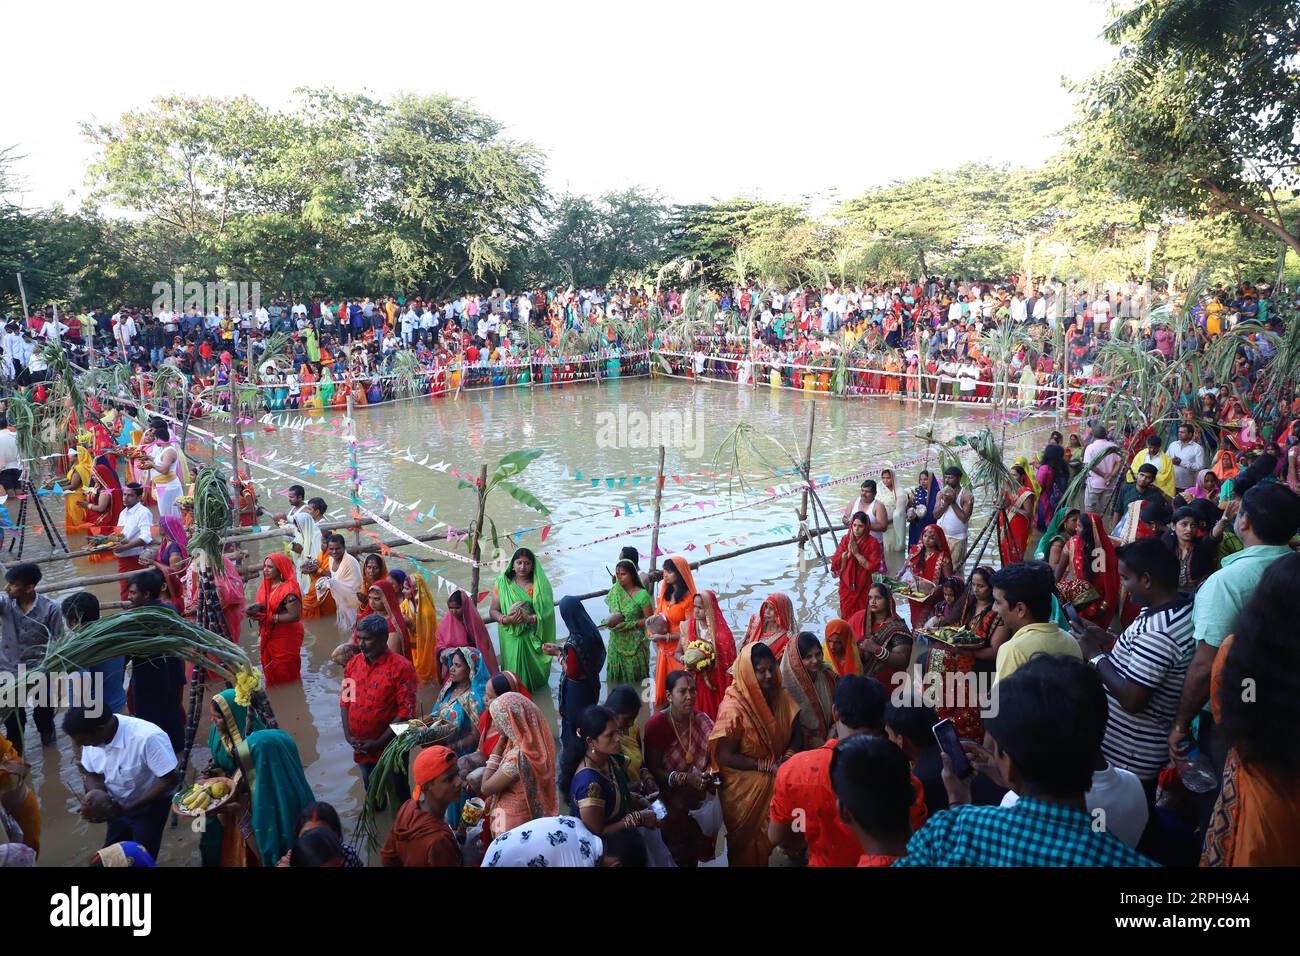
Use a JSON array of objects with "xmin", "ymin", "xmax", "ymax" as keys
[
  {"xmin": 16, "ymin": 272, "xmax": 29, "ymax": 321},
  {"xmin": 648, "ymin": 445, "xmax": 665, "ymax": 575},
  {"xmin": 468, "ymin": 463, "xmax": 488, "ymax": 600},
  {"xmin": 346, "ymin": 388, "xmax": 359, "ymax": 550},
  {"xmin": 797, "ymin": 404, "xmax": 817, "ymax": 561}
]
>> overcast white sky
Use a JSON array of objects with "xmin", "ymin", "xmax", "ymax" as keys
[{"xmin": 4, "ymin": 0, "xmax": 1116, "ymax": 211}]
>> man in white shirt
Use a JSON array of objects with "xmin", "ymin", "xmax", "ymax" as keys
[
  {"xmin": 255, "ymin": 304, "xmax": 271, "ymax": 331},
  {"xmin": 0, "ymin": 414, "xmax": 21, "ymax": 493},
  {"xmin": 41, "ymin": 315, "xmax": 69, "ymax": 343},
  {"xmin": 64, "ymin": 707, "xmax": 179, "ymax": 860},
  {"xmin": 112, "ymin": 482, "xmax": 154, "ymax": 600},
  {"xmin": 112, "ymin": 313, "xmax": 136, "ymax": 352},
  {"xmin": 1092, "ymin": 295, "xmax": 1111, "ymax": 335},
  {"xmin": 399, "ymin": 307, "xmax": 417, "ymax": 348},
  {"xmin": 312, "ymin": 533, "xmax": 363, "ymax": 634},
  {"xmin": 1167, "ymin": 423, "xmax": 1205, "ymax": 492},
  {"xmin": 1010, "ymin": 293, "xmax": 1027, "ymax": 323}
]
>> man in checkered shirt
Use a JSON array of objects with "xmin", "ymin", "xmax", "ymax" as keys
[{"xmin": 896, "ymin": 655, "xmax": 1155, "ymax": 866}]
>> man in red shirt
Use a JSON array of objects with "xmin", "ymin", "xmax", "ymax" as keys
[
  {"xmin": 341, "ymin": 614, "xmax": 417, "ymax": 791},
  {"xmin": 381, "ymin": 745, "xmax": 463, "ymax": 867},
  {"xmin": 829, "ymin": 735, "xmax": 915, "ymax": 866},
  {"xmin": 769, "ymin": 676, "xmax": 924, "ymax": 866}
]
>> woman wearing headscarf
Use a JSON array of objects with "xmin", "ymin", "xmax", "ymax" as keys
[
  {"xmin": 680, "ymin": 589, "xmax": 736, "ymax": 721},
  {"xmin": 906, "ymin": 470, "xmax": 940, "ymax": 549},
  {"xmin": 84, "ymin": 461, "xmax": 123, "ymax": 564},
  {"xmin": 286, "ymin": 509, "xmax": 321, "ymax": 593},
  {"xmin": 489, "ymin": 548, "xmax": 555, "ymax": 695},
  {"xmin": 361, "ymin": 577, "xmax": 413, "ymax": 659},
  {"xmin": 1057, "ymin": 512, "xmax": 1121, "ymax": 628},
  {"xmin": 62, "ymin": 444, "xmax": 95, "ymax": 535},
  {"xmin": 356, "ymin": 553, "xmax": 388, "ymax": 618},
  {"xmin": 136, "ymin": 418, "xmax": 184, "ymax": 519},
  {"xmin": 199, "ymin": 689, "xmax": 315, "ymax": 867},
  {"xmin": 1035, "ymin": 443, "xmax": 1070, "ymax": 532},
  {"xmin": 247, "ymin": 553, "xmax": 304, "ymax": 686},
  {"xmin": 652, "ymin": 556, "xmax": 697, "ymax": 708},
  {"xmin": 905, "ymin": 523, "xmax": 952, "ymax": 629},
  {"xmin": 602, "ymin": 557, "xmax": 652, "ymax": 687},
  {"xmin": 708, "ymin": 642, "xmax": 801, "ymax": 867},
  {"xmin": 426, "ymin": 646, "xmax": 489, "ymax": 825},
  {"xmin": 404, "ymin": 574, "xmax": 444, "ymax": 684},
  {"xmin": 779, "ymin": 632, "xmax": 836, "ymax": 748},
  {"xmin": 998, "ymin": 465, "xmax": 1036, "ymax": 565},
  {"xmin": 553, "ymin": 596, "xmax": 608, "ymax": 744},
  {"xmin": 741, "ymin": 592, "xmax": 797, "ymax": 660},
  {"xmin": 822, "ymin": 618, "xmax": 862, "ymax": 677},
  {"xmin": 474, "ymin": 691, "xmax": 558, "ymax": 834},
  {"xmin": 427, "ymin": 587, "xmax": 498, "ymax": 686},
  {"xmin": 183, "ymin": 544, "xmax": 246, "ymax": 641},
  {"xmin": 878, "ymin": 464, "xmax": 907, "ymax": 555},
  {"xmin": 144, "ymin": 515, "xmax": 188, "ymax": 613},
  {"xmin": 831, "ymin": 511, "xmax": 880, "ymax": 621},
  {"xmin": 849, "ymin": 582, "xmax": 913, "ymax": 691},
  {"xmin": 0, "ymin": 731, "xmax": 39, "ymax": 859}
]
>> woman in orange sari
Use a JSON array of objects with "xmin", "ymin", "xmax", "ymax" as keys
[
  {"xmin": 708, "ymin": 642, "xmax": 800, "ymax": 867},
  {"xmin": 822, "ymin": 618, "xmax": 861, "ymax": 676},
  {"xmin": 905, "ymin": 524, "xmax": 953, "ymax": 629},
  {"xmin": 652, "ymin": 556, "xmax": 697, "ymax": 707},
  {"xmin": 476, "ymin": 691, "xmax": 557, "ymax": 835},
  {"xmin": 1202, "ymin": 554, "xmax": 1300, "ymax": 866},
  {"xmin": 779, "ymin": 631, "xmax": 836, "ymax": 748},
  {"xmin": 0, "ymin": 731, "xmax": 39, "ymax": 857},
  {"xmin": 740, "ymin": 592, "xmax": 797, "ymax": 659},
  {"xmin": 1057, "ymin": 512, "xmax": 1120, "ymax": 628},
  {"xmin": 247, "ymin": 553, "xmax": 304, "ymax": 686},
  {"xmin": 680, "ymin": 589, "xmax": 736, "ymax": 721}
]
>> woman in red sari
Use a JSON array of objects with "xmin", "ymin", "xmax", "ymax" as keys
[
  {"xmin": 998, "ymin": 467, "xmax": 1036, "ymax": 566},
  {"xmin": 1058, "ymin": 512, "xmax": 1121, "ymax": 629},
  {"xmin": 680, "ymin": 589, "xmax": 736, "ymax": 721},
  {"xmin": 247, "ymin": 553, "xmax": 304, "ymax": 686},
  {"xmin": 741, "ymin": 592, "xmax": 797, "ymax": 659},
  {"xmin": 926, "ymin": 567, "xmax": 1005, "ymax": 741},
  {"xmin": 360, "ymin": 577, "xmax": 413, "ymax": 659},
  {"xmin": 905, "ymin": 524, "xmax": 952, "ymax": 629},
  {"xmin": 84, "ymin": 462, "xmax": 123, "ymax": 564},
  {"xmin": 831, "ymin": 511, "xmax": 881, "ymax": 621},
  {"xmin": 849, "ymin": 583, "xmax": 913, "ymax": 692}
]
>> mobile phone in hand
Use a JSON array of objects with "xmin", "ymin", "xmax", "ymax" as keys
[
  {"xmin": 1060, "ymin": 599, "xmax": 1082, "ymax": 629},
  {"xmin": 932, "ymin": 718, "xmax": 974, "ymax": 780}
]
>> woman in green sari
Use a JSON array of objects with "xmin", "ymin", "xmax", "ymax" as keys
[
  {"xmin": 199, "ymin": 689, "xmax": 315, "ymax": 867},
  {"xmin": 318, "ymin": 366, "xmax": 336, "ymax": 406},
  {"xmin": 305, "ymin": 326, "xmax": 321, "ymax": 365},
  {"xmin": 603, "ymin": 558, "xmax": 652, "ymax": 686},
  {"xmin": 1033, "ymin": 507, "xmax": 1080, "ymax": 629},
  {"xmin": 488, "ymin": 547, "xmax": 556, "ymax": 694}
]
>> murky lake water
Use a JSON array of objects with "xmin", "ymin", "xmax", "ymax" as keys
[{"xmin": 22, "ymin": 376, "xmax": 1070, "ymax": 865}]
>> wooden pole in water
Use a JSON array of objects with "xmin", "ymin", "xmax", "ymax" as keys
[
  {"xmin": 648, "ymin": 445, "xmax": 665, "ymax": 575},
  {"xmin": 469, "ymin": 463, "xmax": 488, "ymax": 601},
  {"xmin": 15, "ymin": 272, "xmax": 29, "ymax": 321},
  {"xmin": 797, "ymin": 404, "xmax": 817, "ymax": 561},
  {"xmin": 346, "ymin": 388, "xmax": 360, "ymax": 550}
]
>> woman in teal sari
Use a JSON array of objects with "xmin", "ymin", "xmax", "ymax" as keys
[
  {"xmin": 487, "ymin": 547, "xmax": 556, "ymax": 694},
  {"xmin": 427, "ymin": 646, "xmax": 489, "ymax": 823},
  {"xmin": 199, "ymin": 689, "xmax": 315, "ymax": 867}
]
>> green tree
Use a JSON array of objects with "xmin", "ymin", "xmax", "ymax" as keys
[
  {"xmin": 530, "ymin": 187, "xmax": 671, "ymax": 287},
  {"xmin": 1068, "ymin": 0, "xmax": 1300, "ymax": 260}
]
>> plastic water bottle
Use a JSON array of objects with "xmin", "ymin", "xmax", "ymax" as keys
[{"xmin": 1174, "ymin": 746, "xmax": 1219, "ymax": 793}]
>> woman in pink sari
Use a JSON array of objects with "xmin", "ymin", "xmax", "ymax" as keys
[
  {"xmin": 476, "ymin": 691, "xmax": 557, "ymax": 835},
  {"xmin": 423, "ymin": 587, "xmax": 499, "ymax": 684},
  {"xmin": 681, "ymin": 589, "xmax": 736, "ymax": 721}
]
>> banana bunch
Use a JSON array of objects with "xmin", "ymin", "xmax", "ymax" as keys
[{"xmin": 178, "ymin": 780, "xmax": 230, "ymax": 812}]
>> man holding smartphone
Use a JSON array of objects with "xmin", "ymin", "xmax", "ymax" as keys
[{"xmin": 895, "ymin": 656, "xmax": 1153, "ymax": 866}]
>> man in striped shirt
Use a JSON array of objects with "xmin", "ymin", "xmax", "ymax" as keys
[{"xmin": 1073, "ymin": 539, "xmax": 1194, "ymax": 799}]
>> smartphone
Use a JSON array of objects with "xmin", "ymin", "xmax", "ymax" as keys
[
  {"xmin": 932, "ymin": 718, "xmax": 974, "ymax": 780},
  {"xmin": 1060, "ymin": 599, "xmax": 1083, "ymax": 629}
]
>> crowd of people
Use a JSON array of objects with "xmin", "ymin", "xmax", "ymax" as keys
[
  {"xmin": 2, "ymin": 275, "xmax": 1288, "ymax": 417},
  {"xmin": 0, "ymin": 270, "xmax": 1297, "ymax": 869}
]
